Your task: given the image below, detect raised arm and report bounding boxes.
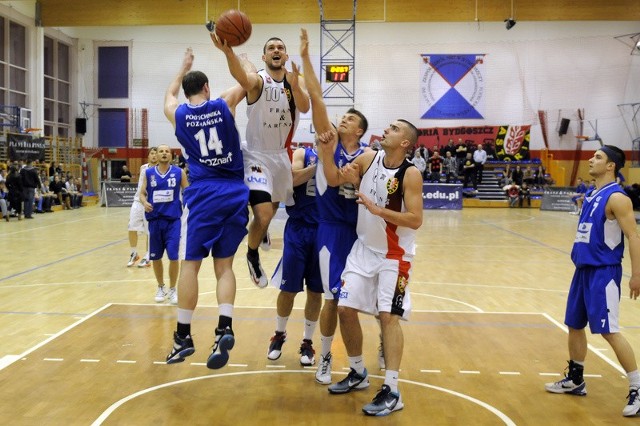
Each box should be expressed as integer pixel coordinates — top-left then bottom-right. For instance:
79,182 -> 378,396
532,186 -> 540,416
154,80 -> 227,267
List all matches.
211,34 -> 262,101
288,62 -> 310,114
164,48 -> 194,129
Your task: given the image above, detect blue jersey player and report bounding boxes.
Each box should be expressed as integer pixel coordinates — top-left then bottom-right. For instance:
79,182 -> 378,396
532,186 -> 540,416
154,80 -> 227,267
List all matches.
163,48 -> 249,370
267,146 -> 322,366
545,145 -> 640,417
139,144 -> 188,305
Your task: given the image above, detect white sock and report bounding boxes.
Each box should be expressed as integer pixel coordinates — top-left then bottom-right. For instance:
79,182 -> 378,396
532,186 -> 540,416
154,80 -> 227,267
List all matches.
275,315 -> 288,333
218,303 -> 233,318
177,308 -> 193,324
303,319 -> 317,341
130,249 -> 137,256
320,334 -> 333,357
628,370 -> 640,389
348,355 -> 365,376
385,370 -> 399,393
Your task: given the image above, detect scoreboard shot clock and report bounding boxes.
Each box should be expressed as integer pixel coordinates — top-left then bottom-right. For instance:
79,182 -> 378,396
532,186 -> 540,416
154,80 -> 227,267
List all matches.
325,65 -> 350,82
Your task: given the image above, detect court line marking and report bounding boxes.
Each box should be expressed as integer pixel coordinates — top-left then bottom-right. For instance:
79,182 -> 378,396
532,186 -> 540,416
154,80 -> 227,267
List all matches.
90,370 -> 516,426
0,303 -> 113,371
410,292 -> 483,312
541,313 -> 625,374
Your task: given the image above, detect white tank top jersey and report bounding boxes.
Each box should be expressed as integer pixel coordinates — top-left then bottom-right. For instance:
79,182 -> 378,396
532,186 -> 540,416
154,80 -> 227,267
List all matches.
245,69 -> 299,153
357,150 -> 417,259
134,163 -> 150,200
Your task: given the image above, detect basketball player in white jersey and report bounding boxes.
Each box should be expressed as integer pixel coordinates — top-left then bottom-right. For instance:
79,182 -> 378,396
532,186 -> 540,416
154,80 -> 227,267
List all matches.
127,147 -> 158,267
212,34 -> 310,288
316,118 -> 423,416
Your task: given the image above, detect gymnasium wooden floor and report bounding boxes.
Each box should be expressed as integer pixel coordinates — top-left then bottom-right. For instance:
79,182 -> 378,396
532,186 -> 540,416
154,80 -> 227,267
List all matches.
1,206 -> 639,425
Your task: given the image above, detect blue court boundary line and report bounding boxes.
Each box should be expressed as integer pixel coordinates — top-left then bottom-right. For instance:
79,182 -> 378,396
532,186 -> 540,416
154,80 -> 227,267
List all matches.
0,239 -> 126,283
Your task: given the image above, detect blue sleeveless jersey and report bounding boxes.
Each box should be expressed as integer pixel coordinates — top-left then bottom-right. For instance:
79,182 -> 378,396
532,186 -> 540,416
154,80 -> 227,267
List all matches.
144,164 -> 183,221
174,98 -> 244,182
316,142 -> 365,225
571,181 -> 625,268
286,147 -> 318,225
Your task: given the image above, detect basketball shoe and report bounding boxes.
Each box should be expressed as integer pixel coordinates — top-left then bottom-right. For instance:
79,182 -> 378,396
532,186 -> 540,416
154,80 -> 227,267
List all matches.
127,252 -> 139,267
247,251 -> 268,288
166,332 -> 195,364
315,353 -> 332,385
207,326 -> 235,369
154,286 -> 166,303
328,368 -> 369,394
362,385 -> 404,416
260,231 -> 271,251
299,339 -> 315,366
623,388 -> 640,417
167,287 -> 178,305
267,331 -> 286,360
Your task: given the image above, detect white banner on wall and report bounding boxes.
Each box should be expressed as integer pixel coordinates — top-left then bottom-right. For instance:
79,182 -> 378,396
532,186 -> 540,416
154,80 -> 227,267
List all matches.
420,54 -> 486,120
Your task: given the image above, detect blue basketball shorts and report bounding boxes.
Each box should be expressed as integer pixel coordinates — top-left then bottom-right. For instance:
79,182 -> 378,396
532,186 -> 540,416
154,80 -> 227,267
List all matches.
148,217 -> 181,261
271,219 -> 322,293
317,222 -> 358,300
179,180 -> 249,260
565,265 -> 622,334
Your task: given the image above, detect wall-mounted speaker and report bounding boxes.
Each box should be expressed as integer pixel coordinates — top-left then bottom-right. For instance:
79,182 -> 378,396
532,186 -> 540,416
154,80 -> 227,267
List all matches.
559,118 -> 570,136
75,117 -> 87,134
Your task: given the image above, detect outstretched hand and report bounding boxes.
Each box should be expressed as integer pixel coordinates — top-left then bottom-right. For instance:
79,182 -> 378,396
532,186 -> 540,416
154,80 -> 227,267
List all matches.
210,32 -> 233,55
287,62 -> 301,89
300,28 -> 309,57
182,48 -> 194,73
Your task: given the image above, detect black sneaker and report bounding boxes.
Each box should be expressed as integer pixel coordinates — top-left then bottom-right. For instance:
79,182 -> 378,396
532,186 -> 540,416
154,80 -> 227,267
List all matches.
328,368 -> 369,394
207,327 -> 235,369
166,332 -> 195,364
246,251 -> 268,288
362,385 -> 404,416
299,339 -> 315,366
267,331 -> 286,360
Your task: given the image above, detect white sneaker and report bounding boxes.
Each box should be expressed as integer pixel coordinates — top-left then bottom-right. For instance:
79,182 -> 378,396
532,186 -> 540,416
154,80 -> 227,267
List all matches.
155,286 -> 166,303
127,253 -> 139,267
545,376 -> 586,395
138,258 -> 151,268
167,287 -> 178,305
315,352 -> 332,385
623,387 -> 640,417
260,232 -> 271,251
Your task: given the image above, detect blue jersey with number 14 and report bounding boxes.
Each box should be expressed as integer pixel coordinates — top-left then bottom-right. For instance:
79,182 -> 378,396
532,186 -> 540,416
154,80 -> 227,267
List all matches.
174,98 -> 244,183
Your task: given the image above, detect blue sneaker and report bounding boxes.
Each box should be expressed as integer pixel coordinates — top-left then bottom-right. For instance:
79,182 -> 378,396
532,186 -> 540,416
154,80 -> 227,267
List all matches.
166,332 -> 195,364
207,327 -> 235,369
328,368 -> 369,394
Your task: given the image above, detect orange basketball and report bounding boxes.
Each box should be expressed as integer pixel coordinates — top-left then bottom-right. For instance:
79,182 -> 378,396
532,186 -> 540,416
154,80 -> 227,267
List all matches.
215,10 -> 252,47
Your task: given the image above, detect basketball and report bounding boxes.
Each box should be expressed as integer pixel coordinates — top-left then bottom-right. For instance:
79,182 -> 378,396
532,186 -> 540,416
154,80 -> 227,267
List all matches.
215,9 -> 252,47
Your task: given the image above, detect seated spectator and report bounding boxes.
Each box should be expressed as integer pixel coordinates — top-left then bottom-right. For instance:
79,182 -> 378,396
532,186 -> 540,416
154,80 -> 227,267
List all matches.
519,182 -> 531,208
65,176 -> 81,209
523,165 -> 535,185
504,182 -> 520,207
443,151 -> 458,183
50,174 -> 71,209
570,177 -> 588,215
533,165 -> 547,188
74,177 -> 84,208
411,149 -> 427,181
35,181 -> 56,213
625,183 -> 640,210
511,164 -> 524,186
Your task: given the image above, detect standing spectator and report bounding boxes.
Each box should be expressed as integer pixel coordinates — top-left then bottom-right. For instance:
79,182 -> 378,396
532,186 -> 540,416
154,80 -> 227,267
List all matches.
441,138 -> 456,158
120,165 -> 132,182
48,162 -> 56,182
511,164 -> 524,186
213,32 -> 310,289
427,150 -> 443,182
545,146 -> 640,417
20,159 -> 40,219
0,170 -> 8,221
139,144 -> 188,305
473,144 -> 487,185
410,150 -> 426,181
462,152 -> 476,190
443,151 -> 458,183
6,166 -> 24,220
455,138 -> 467,174
163,48 -> 249,369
